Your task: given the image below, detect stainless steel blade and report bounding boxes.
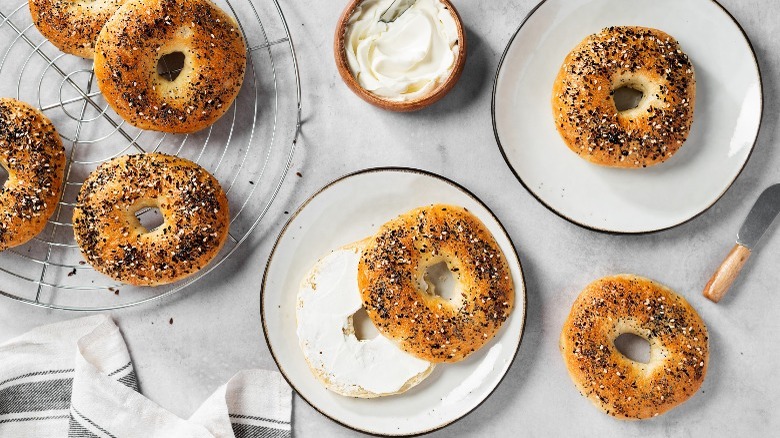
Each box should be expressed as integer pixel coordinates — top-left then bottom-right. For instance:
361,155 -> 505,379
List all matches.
737,183 -> 780,249
379,0 -> 416,23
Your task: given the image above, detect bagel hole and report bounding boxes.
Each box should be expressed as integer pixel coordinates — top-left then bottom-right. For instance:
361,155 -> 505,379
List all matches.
352,308 -> 379,341
613,86 -> 644,112
157,52 -> 186,81
136,207 -> 164,232
615,333 -> 651,363
0,165 -> 8,187
422,261 -> 460,304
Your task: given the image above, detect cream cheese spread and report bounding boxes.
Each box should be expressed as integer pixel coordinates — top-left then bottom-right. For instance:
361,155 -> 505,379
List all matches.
296,245 -> 433,396
345,0 -> 459,101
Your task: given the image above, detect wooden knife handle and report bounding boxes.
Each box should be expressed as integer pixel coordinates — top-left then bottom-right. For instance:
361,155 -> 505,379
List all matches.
703,244 -> 752,303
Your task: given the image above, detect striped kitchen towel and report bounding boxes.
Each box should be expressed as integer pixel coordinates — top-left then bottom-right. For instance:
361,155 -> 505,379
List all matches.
0,315 -> 292,438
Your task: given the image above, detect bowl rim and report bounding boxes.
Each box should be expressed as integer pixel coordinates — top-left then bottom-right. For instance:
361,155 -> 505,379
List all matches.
333,0 -> 468,112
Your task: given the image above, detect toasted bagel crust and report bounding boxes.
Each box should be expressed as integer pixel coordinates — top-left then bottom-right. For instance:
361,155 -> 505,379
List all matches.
560,275 -> 709,419
73,153 -> 229,286
553,27 -> 695,168
358,205 -> 514,363
29,0 -> 126,58
0,98 -> 66,251
94,0 -> 246,133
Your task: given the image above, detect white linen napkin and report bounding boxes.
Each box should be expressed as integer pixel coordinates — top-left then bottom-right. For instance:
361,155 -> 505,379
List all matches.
0,315 -> 292,438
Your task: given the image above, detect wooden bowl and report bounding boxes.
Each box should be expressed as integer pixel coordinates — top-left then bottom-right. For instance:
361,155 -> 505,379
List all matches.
333,0 -> 467,112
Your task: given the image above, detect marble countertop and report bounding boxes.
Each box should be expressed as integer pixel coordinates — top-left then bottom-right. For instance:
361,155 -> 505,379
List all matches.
1,0 -> 779,436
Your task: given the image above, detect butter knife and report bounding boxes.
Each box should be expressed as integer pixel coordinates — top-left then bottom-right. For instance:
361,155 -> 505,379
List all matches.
703,183 -> 780,303
379,0 -> 416,23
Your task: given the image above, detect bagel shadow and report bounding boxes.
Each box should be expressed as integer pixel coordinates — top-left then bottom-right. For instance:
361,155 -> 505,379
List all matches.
428,247 -> 543,437
591,61 -> 732,216
620,321 -> 724,435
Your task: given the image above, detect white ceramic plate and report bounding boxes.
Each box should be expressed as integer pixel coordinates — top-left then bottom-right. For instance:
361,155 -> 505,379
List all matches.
261,168 -> 527,436
493,0 -> 763,233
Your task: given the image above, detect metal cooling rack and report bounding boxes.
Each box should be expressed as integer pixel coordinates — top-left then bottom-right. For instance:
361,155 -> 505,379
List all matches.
0,0 -> 301,310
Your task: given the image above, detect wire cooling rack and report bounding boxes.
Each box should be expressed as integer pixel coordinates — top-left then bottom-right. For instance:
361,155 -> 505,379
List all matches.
0,0 -> 301,310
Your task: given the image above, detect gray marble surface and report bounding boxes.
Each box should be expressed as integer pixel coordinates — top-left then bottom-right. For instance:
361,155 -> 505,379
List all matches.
1,0 -> 779,436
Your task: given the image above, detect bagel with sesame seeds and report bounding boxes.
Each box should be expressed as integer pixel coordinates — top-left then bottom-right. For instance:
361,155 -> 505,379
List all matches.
560,275 -> 709,419
94,0 -> 247,133
72,153 -> 229,286
28,0 -> 127,59
358,205 -> 514,363
552,27 -> 695,168
0,98 -> 66,251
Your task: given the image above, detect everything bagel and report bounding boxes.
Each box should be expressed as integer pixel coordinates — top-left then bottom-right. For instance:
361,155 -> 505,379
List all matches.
0,98 -> 66,251
94,0 -> 247,133
29,0 -> 126,58
358,205 -> 514,363
560,275 -> 709,419
72,153 -> 229,286
553,27 -> 695,168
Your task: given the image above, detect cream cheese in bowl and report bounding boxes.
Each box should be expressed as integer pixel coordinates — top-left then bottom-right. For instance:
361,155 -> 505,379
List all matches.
345,0 -> 459,101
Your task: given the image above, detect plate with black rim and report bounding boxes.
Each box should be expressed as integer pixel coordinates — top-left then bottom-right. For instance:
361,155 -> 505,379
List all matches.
493,0 -> 762,234
261,167 -> 526,436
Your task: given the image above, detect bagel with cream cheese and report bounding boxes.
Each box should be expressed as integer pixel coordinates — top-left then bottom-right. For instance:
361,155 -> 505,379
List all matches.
297,240 -> 435,398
